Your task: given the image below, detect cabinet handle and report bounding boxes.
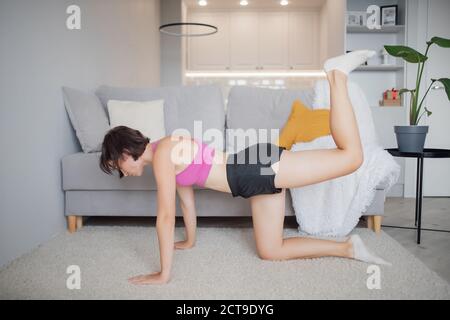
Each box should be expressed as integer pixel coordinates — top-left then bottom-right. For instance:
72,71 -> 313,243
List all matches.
255,66 -> 259,70
225,66 -> 230,70
260,66 -> 264,70
290,66 -> 294,70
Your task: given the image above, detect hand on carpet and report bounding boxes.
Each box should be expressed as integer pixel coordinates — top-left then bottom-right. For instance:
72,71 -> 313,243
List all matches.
128,272 -> 170,285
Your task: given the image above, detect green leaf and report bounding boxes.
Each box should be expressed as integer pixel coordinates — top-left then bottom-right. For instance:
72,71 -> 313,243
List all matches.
424,107 -> 432,117
430,37 -> 450,48
384,45 -> 428,63
436,78 -> 450,101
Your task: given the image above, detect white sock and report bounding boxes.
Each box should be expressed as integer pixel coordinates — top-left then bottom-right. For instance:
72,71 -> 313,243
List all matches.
349,234 -> 391,266
324,50 -> 376,75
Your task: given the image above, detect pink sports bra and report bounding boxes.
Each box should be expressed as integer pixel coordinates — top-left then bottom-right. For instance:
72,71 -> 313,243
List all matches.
150,137 -> 215,187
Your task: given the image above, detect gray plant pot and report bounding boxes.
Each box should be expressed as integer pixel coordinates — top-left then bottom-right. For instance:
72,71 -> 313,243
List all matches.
394,125 -> 429,153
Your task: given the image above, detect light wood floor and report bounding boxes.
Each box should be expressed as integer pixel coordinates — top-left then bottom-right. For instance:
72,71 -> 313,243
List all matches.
381,197 -> 450,284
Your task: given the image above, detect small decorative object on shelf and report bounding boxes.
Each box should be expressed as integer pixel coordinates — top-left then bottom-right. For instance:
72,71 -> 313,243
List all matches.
346,11 -> 366,27
380,5 -> 398,26
381,47 -> 390,65
380,88 -> 402,107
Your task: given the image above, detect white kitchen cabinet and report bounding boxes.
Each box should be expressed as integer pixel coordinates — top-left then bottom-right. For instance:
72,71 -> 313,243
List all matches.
188,12 -> 230,70
229,12 -> 259,70
288,11 -> 320,69
187,10 -> 321,70
257,12 -> 289,70
230,12 -> 288,70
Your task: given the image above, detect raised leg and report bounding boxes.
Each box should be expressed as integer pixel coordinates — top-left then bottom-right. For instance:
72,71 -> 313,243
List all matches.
249,189 -> 351,261
67,215 -> 77,233
273,70 -> 364,189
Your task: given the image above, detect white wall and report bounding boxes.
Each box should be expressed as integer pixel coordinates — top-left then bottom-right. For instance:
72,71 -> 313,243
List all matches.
160,0 -> 184,86
182,1 -> 188,84
0,0 -> 160,268
404,0 -> 450,197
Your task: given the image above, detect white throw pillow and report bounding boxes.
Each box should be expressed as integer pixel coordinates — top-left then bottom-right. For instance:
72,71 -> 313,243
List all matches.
107,99 -> 166,141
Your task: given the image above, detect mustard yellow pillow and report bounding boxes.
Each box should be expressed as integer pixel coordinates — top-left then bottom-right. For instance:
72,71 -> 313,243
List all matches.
277,100 -> 330,150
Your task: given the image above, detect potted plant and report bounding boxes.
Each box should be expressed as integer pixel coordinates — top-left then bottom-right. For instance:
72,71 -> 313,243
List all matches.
385,37 -> 450,152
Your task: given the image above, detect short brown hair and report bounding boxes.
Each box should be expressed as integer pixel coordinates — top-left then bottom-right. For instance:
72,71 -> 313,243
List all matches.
99,126 -> 150,178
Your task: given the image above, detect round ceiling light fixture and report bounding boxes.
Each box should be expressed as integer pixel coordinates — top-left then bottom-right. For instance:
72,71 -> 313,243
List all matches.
159,22 -> 218,37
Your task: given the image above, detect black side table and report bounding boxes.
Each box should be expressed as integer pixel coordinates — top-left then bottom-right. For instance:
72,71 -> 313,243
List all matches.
385,148 -> 450,244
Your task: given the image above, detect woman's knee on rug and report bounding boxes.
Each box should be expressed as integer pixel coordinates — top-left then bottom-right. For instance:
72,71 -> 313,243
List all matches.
256,243 -> 284,261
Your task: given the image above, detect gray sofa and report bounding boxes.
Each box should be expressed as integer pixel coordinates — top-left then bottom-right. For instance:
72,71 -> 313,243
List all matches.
62,84 -> 385,233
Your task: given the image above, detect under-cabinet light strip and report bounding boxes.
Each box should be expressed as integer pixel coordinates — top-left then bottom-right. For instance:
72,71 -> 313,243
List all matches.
185,71 -> 326,78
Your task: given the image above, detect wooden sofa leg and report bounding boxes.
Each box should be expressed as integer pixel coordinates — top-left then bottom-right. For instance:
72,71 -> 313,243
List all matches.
373,215 -> 382,234
68,215 -> 77,233
366,216 -> 374,231
76,216 -> 83,230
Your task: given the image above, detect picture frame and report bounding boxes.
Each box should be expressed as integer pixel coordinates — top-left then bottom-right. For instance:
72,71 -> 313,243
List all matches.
346,11 -> 366,26
380,5 -> 398,26
359,12 -> 367,26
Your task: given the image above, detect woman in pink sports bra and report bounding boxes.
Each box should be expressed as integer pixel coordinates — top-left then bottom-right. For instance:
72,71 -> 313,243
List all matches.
150,137 -> 217,188
99,51 -> 390,285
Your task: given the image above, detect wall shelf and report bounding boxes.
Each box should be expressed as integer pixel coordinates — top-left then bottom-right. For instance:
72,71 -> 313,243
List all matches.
345,0 -> 407,196
346,25 -> 405,34
355,65 -> 404,71
371,105 -> 404,109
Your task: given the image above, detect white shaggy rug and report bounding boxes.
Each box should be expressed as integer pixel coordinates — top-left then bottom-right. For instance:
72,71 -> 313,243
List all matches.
0,226 -> 449,299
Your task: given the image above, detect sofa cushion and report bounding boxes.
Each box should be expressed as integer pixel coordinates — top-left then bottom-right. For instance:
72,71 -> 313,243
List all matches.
107,99 -> 166,141
96,84 -> 226,151
277,100 -> 330,149
226,86 -> 315,153
62,87 -> 110,153
62,152 -> 157,190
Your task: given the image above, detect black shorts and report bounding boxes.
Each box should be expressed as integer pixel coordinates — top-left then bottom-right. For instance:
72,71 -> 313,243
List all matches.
226,143 -> 286,199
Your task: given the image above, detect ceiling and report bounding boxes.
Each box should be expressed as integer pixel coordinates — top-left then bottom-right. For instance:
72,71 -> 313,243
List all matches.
183,0 -> 327,9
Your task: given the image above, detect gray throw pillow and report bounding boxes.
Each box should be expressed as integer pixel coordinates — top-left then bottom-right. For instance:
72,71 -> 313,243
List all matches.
62,86 -> 110,153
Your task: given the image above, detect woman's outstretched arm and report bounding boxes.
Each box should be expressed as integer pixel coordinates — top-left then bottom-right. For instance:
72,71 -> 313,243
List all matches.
129,138 -> 177,285
176,185 -> 197,249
